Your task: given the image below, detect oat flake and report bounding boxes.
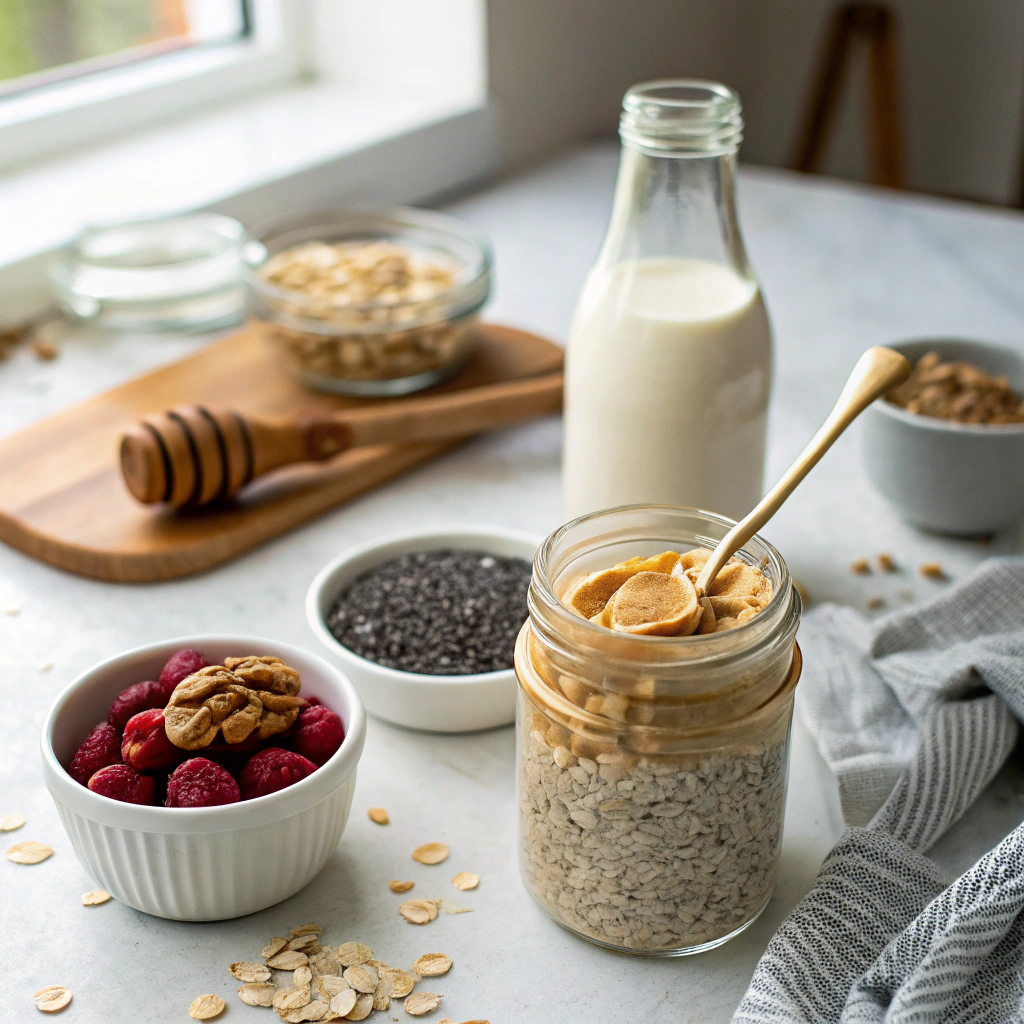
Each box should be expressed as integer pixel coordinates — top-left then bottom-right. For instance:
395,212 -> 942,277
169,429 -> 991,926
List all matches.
412,953 -> 452,977
1,813 -> 25,831
368,807 -> 389,825
81,889 -> 111,906
229,961 -> 271,983
6,840 -> 52,864
405,991 -> 442,1016
267,950 -> 309,970
293,965 -> 313,987
287,932 -> 319,951
262,936 -> 288,959
329,989 -> 358,1017
291,922 -> 324,937
237,983 -> 277,1007
412,842 -> 449,865
188,993 -> 225,1020
346,992 -> 374,1019
399,899 -> 438,924
451,872 -> 479,891
337,942 -> 374,967
33,986 -> 72,1013
389,879 -> 414,892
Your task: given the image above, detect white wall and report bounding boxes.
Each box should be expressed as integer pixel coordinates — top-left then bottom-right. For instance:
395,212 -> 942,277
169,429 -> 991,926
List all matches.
486,0 -> 1024,204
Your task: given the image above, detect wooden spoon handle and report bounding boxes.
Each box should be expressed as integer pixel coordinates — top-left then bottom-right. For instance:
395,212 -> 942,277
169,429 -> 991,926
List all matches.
694,346 -> 911,596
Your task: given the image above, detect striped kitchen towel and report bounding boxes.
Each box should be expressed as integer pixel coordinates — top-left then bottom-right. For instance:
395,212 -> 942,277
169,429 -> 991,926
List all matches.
734,557 -> 1024,1024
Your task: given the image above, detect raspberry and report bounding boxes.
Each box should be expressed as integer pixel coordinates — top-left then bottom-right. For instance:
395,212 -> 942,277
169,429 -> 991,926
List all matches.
240,748 -> 317,800
108,680 -> 166,732
290,704 -> 345,766
68,722 -> 121,785
121,709 -> 180,772
87,763 -> 156,804
158,648 -> 208,699
166,758 -> 240,808
305,696 -> 322,706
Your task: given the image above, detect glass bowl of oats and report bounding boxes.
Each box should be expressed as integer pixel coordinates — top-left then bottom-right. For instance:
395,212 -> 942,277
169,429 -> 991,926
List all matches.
244,207 -> 492,395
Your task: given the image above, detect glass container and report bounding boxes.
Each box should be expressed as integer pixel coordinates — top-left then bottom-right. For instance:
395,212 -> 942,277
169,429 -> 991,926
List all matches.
515,505 -> 801,955
243,207 -> 492,396
50,214 -> 246,332
563,81 -> 773,521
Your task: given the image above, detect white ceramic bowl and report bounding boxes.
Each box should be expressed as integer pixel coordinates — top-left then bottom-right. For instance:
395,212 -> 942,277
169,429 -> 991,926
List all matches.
863,339 -> 1024,535
41,635 -> 366,922
306,527 -> 541,732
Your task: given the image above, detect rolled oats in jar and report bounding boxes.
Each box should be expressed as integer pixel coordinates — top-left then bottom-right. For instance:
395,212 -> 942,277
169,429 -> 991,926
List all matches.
515,505 -> 801,955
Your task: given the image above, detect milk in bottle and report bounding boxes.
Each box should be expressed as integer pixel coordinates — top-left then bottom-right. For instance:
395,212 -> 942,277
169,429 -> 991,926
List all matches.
563,81 -> 772,521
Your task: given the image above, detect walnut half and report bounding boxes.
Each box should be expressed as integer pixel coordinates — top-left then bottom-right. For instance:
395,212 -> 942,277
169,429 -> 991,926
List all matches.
164,663 -> 305,751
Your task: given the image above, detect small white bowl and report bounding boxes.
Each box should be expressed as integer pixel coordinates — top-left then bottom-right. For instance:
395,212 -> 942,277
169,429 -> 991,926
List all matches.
306,527 -> 540,732
41,635 -> 366,922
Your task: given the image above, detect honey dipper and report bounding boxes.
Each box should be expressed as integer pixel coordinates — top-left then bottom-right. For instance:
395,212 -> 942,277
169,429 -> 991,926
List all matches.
120,372 -> 563,508
694,346 -> 911,598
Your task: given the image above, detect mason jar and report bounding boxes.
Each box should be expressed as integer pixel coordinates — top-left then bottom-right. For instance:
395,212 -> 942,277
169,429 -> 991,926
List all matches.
515,505 -> 801,955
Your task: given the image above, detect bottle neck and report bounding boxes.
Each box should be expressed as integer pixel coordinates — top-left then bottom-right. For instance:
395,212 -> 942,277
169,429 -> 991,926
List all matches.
597,142 -> 752,276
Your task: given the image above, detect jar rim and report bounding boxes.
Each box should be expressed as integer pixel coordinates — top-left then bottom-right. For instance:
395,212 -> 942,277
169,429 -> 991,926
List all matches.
531,503 -> 794,662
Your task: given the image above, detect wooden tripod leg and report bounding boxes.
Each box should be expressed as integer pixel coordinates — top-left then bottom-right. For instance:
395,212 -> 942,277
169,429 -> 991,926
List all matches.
866,7 -> 905,188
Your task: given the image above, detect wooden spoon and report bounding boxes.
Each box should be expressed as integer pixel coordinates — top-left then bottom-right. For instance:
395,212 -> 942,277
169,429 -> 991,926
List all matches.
693,346 -> 911,598
121,371 -> 563,508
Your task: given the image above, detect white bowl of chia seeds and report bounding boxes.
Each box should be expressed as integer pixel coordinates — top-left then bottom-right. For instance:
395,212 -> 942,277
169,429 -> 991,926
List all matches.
306,526 -> 541,732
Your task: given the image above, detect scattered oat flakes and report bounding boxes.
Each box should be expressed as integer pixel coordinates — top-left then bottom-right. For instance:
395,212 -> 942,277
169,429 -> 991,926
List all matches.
230,961 -> 272,983
371,963 -> 415,999
412,953 -> 452,977
287,931 -> 319,951
920,562 -> 946,580
451,872 -> 479,891
189,993 -> 225,1020
877,553 -> 897,572
39,660 -> 53,672
344,964 -> 378,993
866,597 -> 886,610
262,936 -> 288,959
237,983 -> 277,1007
33,986 -> 72,1013
368,807 -> 390,825
412,842 -> 449,865
266,949 -> 309,970
330,988 -> 358,1017
399,899 -> 439,924
337,942 -> 374,967
389,880 -> 414,892
1,813 -> 25,831
405,991 -> 443,1016
6,840 -> 53,864
81,889 -> 111,906
294,965 -> 313,987
850,558 -> 870,575
373,973 -> 395,1011
314,976 -> 350,1000
291,922 -> 324,937
347,992 -> 374,1020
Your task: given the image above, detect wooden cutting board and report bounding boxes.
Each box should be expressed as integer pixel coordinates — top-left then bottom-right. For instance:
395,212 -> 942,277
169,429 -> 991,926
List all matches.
0,322 -> 563,583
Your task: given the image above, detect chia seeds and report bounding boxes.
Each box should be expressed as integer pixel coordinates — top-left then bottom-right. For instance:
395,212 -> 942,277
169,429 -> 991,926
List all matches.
326,549 -> 533,675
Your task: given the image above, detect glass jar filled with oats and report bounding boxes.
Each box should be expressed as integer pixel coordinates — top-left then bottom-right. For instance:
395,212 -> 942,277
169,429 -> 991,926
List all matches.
245,207 -> 492,396
515,505 -> 801,955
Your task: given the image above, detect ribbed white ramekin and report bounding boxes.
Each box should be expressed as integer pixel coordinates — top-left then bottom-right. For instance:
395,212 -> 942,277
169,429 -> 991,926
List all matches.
41,635 -> 365,921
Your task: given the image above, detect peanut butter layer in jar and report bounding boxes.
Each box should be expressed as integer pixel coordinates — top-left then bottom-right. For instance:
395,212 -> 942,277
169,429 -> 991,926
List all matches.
514,506 -> 801,955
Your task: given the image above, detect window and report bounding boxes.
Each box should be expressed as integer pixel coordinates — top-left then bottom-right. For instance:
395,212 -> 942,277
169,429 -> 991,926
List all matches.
0,1 -> 249,99
0,0 -> 302,172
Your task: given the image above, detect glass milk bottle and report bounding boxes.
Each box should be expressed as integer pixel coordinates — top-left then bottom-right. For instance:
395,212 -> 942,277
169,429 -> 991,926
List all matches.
563,81 -> 772,521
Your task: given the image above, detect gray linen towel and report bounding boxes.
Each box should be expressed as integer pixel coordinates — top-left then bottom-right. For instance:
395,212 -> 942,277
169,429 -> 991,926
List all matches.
734,558 -> 1024,1024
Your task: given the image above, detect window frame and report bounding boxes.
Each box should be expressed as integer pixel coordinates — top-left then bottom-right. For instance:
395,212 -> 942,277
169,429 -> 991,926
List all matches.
0,0 -> 304,174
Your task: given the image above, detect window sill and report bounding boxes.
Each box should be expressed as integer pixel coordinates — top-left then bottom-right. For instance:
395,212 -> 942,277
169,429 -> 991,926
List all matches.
0,81 -> 495,320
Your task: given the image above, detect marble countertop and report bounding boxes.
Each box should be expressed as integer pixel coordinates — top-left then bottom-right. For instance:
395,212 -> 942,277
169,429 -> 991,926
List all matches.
2,144 -> 1023,1024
